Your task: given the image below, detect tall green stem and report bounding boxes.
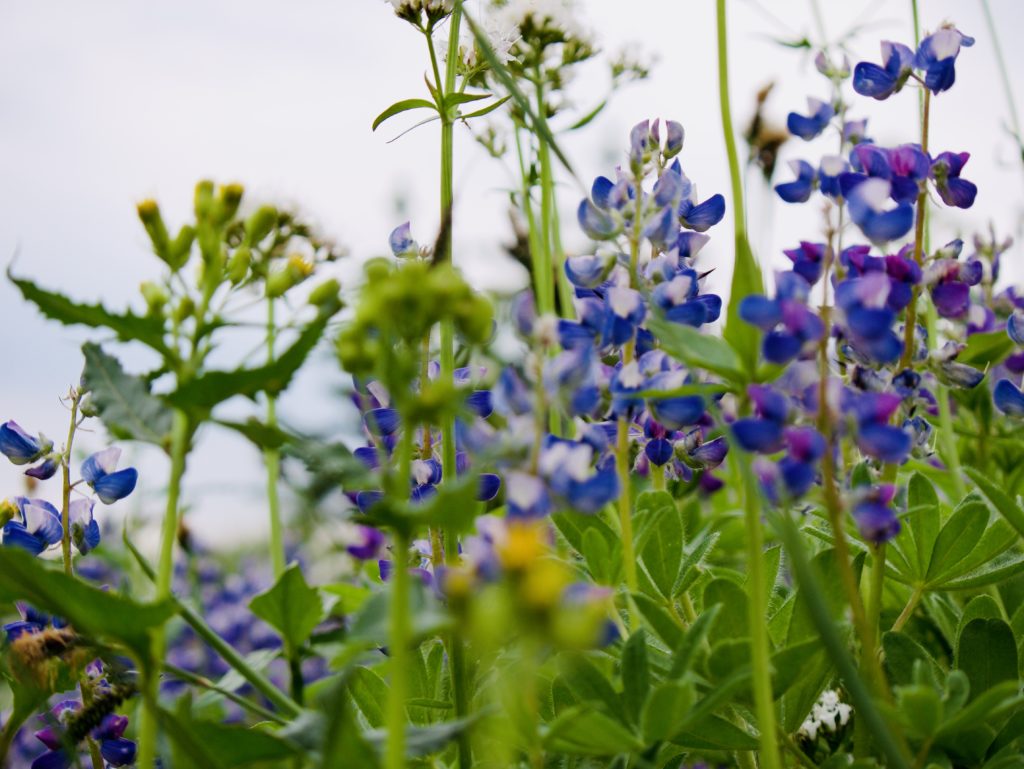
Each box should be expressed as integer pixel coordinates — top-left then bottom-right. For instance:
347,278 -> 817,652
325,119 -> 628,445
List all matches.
138,407 -> 191,769
265,298 -> 286,578
717,2 -> 780,765
60,389 -> 81,576
736,452 -> 782,769
898,89 -> 930,370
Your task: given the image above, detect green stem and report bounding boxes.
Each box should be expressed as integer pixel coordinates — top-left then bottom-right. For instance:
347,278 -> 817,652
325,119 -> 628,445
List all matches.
736,452 -> 782,769
898,88 -> 930,370
616,417 -> 639,629
891,586 -> 923,633
386,527 -> 412,769
0,706 -> 30,766
138,408 -> 191,769
60,389 -> 81,576
534,78 -> 555,318
716,0 -> 746,241
265,298 -> 286,578
650,463 -> 666,491
163,663 -> 285,723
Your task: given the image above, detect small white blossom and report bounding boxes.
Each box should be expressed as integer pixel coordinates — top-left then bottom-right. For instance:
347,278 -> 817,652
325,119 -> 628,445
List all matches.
798,689 -> 853,741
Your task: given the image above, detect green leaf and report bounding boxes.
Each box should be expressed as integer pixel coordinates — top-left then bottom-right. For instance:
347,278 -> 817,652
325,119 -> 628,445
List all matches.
936,680 -> 1023,738
167,301 -> 340,415
444,91 -> 491,109
722,233 -> 764,377
959,329 -> 1015,368
926,501 -> 988,583
965,467 -> 1024,542
81,343 -> 172,447
215,417 -> 291,450
250,563 -> 325,649
703,578 -> 748,641
458,95 -> 512,120
156,707 -> 300,768
896,684 -> 942,739
641,495 -> 684,598
544,707 -> 644,755
560,653 -> 621,717
956,618 -> 1018,700
647,314 -> 745,382
372,98 -> 437,131
0,547 -> 174,664
620,630 -> 650,726
883,632 -> 944,688
641,680 -> 695,742
675,531 -> 718,598
669,604 -> 720,679
670,714 -> 759,750
907,472 -> 940,577
566,99 -> 607,131
365,717 -> 479,758
787,548 -> 863,644
632,592 -> 684,648
939,551 -> 1024,590
348,666 -> 389,729
10,272 -> 171,356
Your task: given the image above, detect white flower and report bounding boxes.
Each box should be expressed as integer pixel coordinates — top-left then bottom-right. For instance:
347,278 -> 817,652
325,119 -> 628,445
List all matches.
797,689 -> 852,741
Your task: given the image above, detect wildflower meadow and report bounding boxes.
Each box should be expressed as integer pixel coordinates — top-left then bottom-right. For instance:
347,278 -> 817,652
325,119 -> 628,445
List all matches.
3,1 -> 1024,767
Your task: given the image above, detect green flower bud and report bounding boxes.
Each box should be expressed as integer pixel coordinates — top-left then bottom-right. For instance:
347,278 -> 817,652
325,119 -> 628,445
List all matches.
136,199 -> 171,262
194,180 -> 215,221
227,246 -> 252,284
245,205 -> 278,246
0,498 -> 18,528
456,294 -> 494,345
215,183 -> 244,224
266,254 -> 314,298
139,280 -> 169,313
168,225 -> 195,270
173,296 -> 195,324
308,278 -> 341,307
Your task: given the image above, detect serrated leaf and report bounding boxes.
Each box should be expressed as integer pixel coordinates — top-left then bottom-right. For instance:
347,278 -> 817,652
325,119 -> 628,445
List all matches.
80,343 -> 172,447
167,301 -> 340,415
10,272 -> 171,356
372,98 -> 437,131
157,707 -> 300,768
0,547 -> 174,665
647,314 -> 745,382
250,563 -> 324,650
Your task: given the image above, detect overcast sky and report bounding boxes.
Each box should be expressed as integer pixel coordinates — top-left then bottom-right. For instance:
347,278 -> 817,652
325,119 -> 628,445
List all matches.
1,0 -> 1022,548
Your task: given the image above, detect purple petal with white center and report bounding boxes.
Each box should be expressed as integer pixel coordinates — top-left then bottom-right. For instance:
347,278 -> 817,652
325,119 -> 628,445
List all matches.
81,447 -> 121,483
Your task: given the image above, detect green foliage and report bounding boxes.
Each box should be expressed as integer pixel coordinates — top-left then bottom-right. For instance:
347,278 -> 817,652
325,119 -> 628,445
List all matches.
81,343 -> 173,448
250,563 -> 326,650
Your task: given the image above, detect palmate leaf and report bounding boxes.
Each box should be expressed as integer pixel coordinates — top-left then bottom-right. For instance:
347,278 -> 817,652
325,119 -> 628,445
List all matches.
249,563 -> 325,650
0,547 -> 174,665
166,299 -> 341,415
81,342 -> 173,448
965,467 -> 1024,542
10,272 -> 172,357
959,329 -> 1015,368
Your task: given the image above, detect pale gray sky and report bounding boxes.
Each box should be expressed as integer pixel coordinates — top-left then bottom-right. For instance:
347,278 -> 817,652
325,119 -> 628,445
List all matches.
1,0 -> 1022,547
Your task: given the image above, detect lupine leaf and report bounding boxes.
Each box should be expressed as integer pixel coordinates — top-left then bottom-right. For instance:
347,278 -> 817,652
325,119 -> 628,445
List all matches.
647,314 -> 745,382
544,707 -> 644,755
670,714 -> 759,750
348,666 -> 389,729
925,501 -> 988,583
10,273 -> 171,356
965,467 -> 1024,542
907,472 -> 940,577
959,329 -> 1015,367
249,563 -> 325,650
81,342 -> 173,448
939,551 -> 1024,590
956,618 -> 1018,701
372,98 -> 437,131
620,630 -> 650,727
722,233 -> 764,377
0,547 -> 174,665
641,680 -> 695,742
641,495 -> 684,598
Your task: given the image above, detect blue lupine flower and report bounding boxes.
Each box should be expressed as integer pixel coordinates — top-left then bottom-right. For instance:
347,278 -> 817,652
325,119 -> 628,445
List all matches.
603,286 -> 646,346
564,252 -> 616,289
784,242 -> 826,285
81,448 -> 138,504
775,160 -> 816,203
844,391 -> 911,463
1008,311 -> 1024,345
664,119 -> 684,157
787,97 -> 834,140
609,361 -> 647,420
852,485 -> 900,543
731,385 -> 790,453
924,253 -> 983,318
915,26 -> 974,94
646,370 -> 706,430
843,118 -> 870,145
389,221 -> 419,258
674,162 -> 726,232
3,604 -> 65,642
681,432 -> 729,469
853,40 -> 915,100
2,498 -> 62,555
652,271 -> 722,327
777,426 -> 826,497
930,151 -> 977,208
540,439 -> 619,514
740,272 -> 824,365
0,421 -> 51,466
505,472 -> 552,518
344,525 -> 385,560
844,144 -> 930,204
25,458 -> 58,481
846,178 -> 914,244
930,341 -> 985,389
841,245 -> 922,313
69,499 -> 100,555
819,155 -> 849,198
994,379 -> 1024,417
578,198 -> 620,240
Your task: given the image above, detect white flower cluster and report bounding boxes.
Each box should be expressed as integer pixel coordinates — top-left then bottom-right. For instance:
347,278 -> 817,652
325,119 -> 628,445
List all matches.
492,0 -> 590,45
798,689 -> 852,741
387,0 -> 454,14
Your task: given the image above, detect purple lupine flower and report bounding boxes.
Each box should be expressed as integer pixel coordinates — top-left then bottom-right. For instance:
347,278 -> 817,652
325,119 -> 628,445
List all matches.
994,379 -> 1024,417
344,525 -> 385,560
915,26 -> 974,94
775,159 -> 817,203
777,426 -> 826,497
740,271 -> 825,365
540,438 -> 619,514
924,250 -> 983,319
652,270 -> 721,328
852,485 -> 900,542
844,390 -> 911,463
784,242 -> 826,285
835,272 -> 903,365
69,498 -> 100,555
81,448 -> 138,504
853,41 -> 915,100
787,97 -> 834,140
847,179 -> 914,243
673,161 -> 726,232
930,151 -> 977,209
731,385 -> 790,453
